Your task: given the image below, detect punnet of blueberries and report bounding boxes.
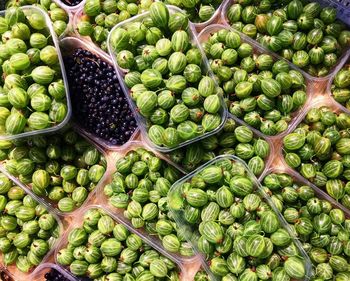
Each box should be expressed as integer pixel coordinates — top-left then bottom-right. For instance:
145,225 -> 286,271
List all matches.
64,49 -> 137,146
44,268 -> 91,281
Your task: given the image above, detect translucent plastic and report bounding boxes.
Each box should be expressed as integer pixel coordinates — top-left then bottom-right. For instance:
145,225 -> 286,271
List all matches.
168,155 -> 313,281
198,24 -> 312,140
54,204 -> 202,281
191,0 -> 225,31
59,37 -> 140,151
52,0 -> 74,39
220,0 -> 350,81
326,50 -> 350,115
161,113 -> 275,181
98,140 -> 203,263
261,166 -> 350,219
0,127 -> 112,216
107,6 -> 228,153
0,176 -> 64,281
0,6 -> 72,141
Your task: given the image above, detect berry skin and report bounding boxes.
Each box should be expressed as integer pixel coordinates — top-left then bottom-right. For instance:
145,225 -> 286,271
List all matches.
61,0 -> 83,6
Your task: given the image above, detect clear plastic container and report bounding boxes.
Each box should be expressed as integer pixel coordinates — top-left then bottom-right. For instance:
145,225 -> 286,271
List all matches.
54,0 -> 86,13
54,205 -> 202,281
59,37 -> 140,151
0,6 -> 72,141
220,0 -> 350,81
51,0 -> 74,39
0,174 -> 64,281
260,166 -> 350,219
161,113 -> 275,181
0,127 -> 112,216
278,97 -> 350,212
190,0 -> 225,32
72,6 -> 113,59
107,6 -> 228,153
197,24 -> 312,140
326,50 -> 350,115
99,140 -> 203,263
168,155 -> 313,281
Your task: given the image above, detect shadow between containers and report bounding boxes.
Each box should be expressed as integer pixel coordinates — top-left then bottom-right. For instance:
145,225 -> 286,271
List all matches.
0,175 -> 64,281
98,140 -> 205,266
168,155 -> 313,281
59,36 -> 140,151
219,0 -> 350,84
0,6 -> 72,142
197,24 -> 314,141
54,204 -> 201,281
276,96 -> 350,213
107,5 -> 228,153
0,125 -> 114,217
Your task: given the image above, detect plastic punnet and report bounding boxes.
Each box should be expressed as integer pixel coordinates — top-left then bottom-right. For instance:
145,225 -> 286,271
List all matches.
107,6 -> 228,153
0,6 -> 72,141
220,0 -> 350,81
279,97 -> 350,212
0,126 -> 111,216
168,155 -> 313,281
31,263 -> 77,281
59,37 -> 139,151
327,49 -> 350,115
162,113 -> 275,180
0,174 -> 63,280
54,205 -> 200,281
99,140 -> 205,263
198,24 -> 311,140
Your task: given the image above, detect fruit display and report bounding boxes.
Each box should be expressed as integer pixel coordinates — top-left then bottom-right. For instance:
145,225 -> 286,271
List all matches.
168,115 -> 271,176
0,129 -> 107,213
224,0 -> 350,77
75,0 -> 154,51
0,173 -> 60,273
103,146 -> 197,257
110,3 -> 226,150
201,27 -> 307,136
0,7 -> 69,137
169,156 -> 309,280
282,106 -> 350,207
64,48 -> 137,147
164,0 -> 222,24
262,171 -> 350,280
57,207 -> 181,280
5,0 -> 70,37
1,0 -> 350,280
331,62 -> 350,110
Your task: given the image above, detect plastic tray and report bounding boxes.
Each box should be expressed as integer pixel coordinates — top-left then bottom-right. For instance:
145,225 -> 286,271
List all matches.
0,126 -> 112,216
220,0 -> 350,82
99,140 -> 205,263
277,96 -> 350,211
260,166 -> 350,219
0,6 -> 72,141
197,24 -> 312,140
54,0 -> 85,13
59,37 -> 140,151
0,174 -> 64,281
51,0 -> 74,39
54,205 -> 202,281
107,6 -> 228,153
72,5 -> 113,59
168,155 -> 313,281
161,113 -> 275,181
326,50 -> 350,115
